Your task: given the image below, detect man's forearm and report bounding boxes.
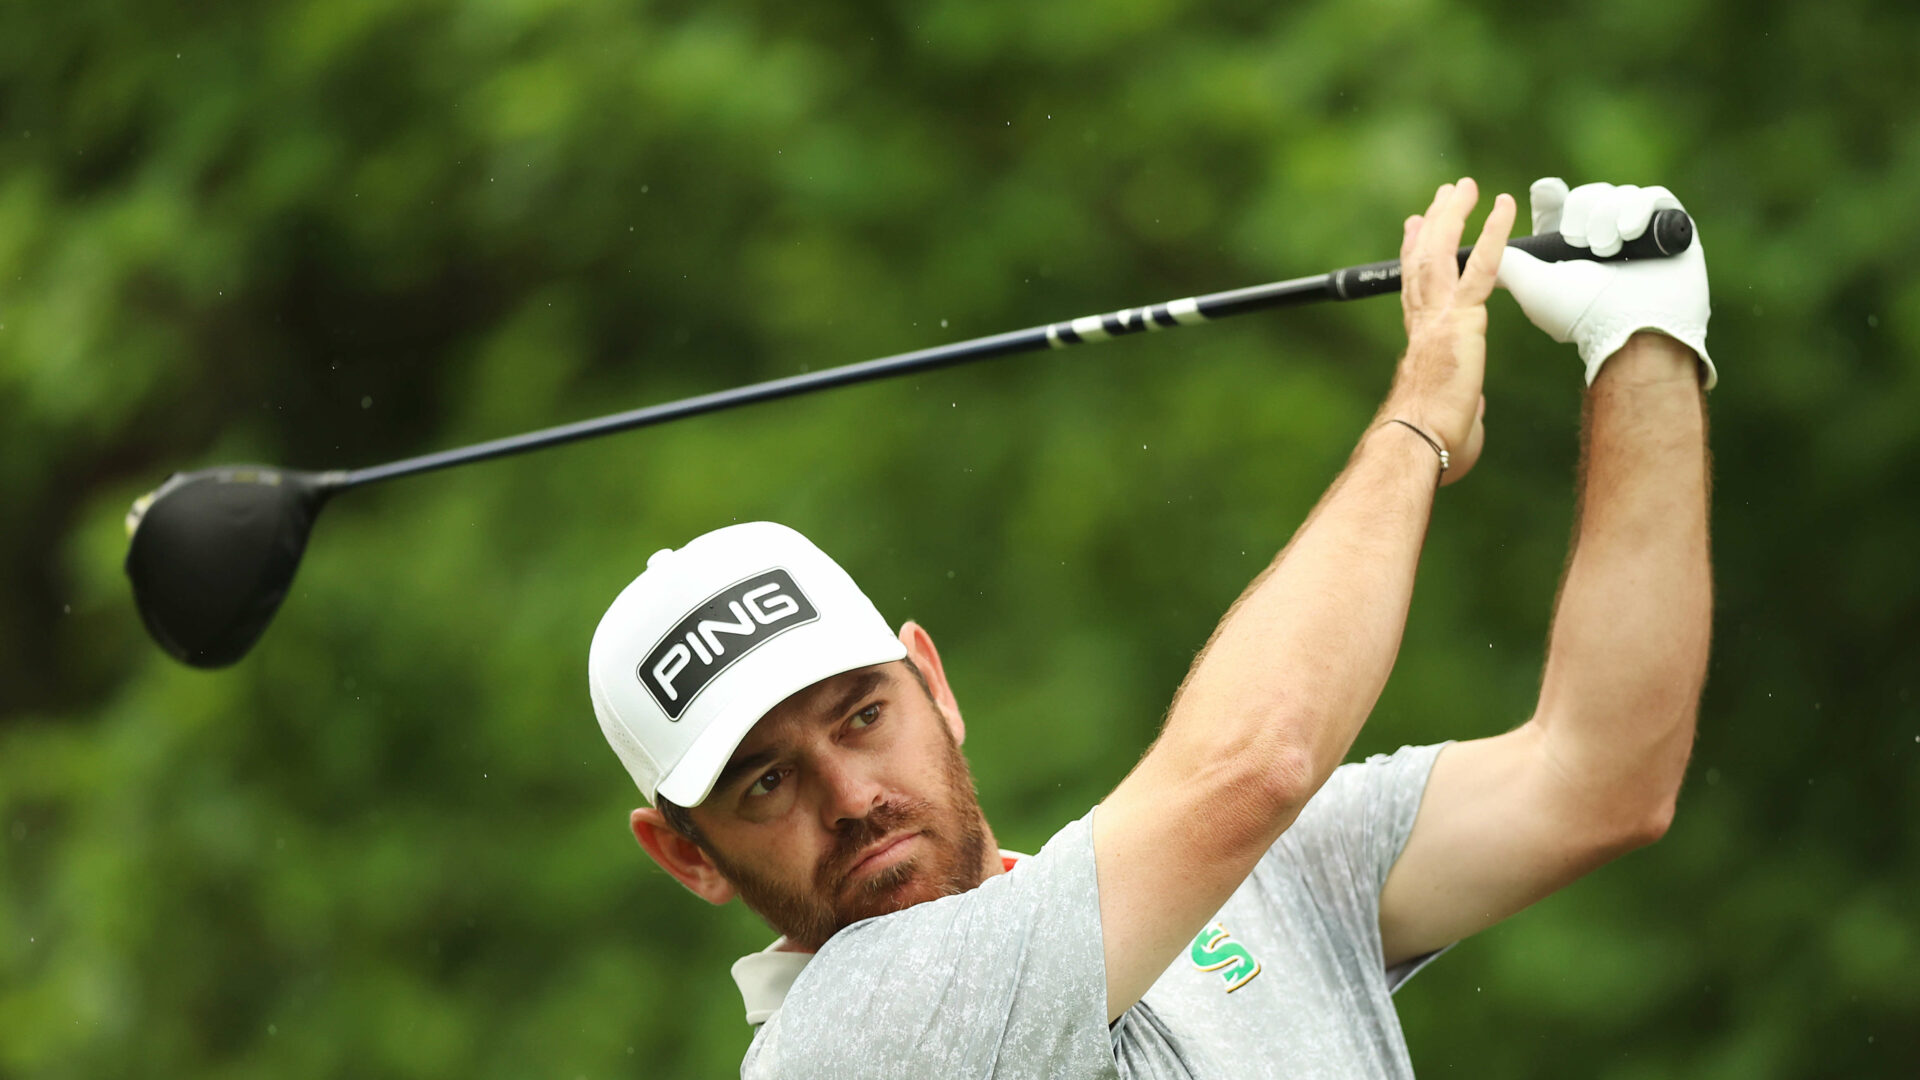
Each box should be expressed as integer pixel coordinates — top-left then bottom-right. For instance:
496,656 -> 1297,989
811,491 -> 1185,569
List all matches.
1535,332 -> 1712,823
1160,422 -> 1441,799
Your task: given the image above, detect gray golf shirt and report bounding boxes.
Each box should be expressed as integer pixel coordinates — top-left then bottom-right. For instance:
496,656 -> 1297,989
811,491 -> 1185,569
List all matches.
735,741 -> 1449,1079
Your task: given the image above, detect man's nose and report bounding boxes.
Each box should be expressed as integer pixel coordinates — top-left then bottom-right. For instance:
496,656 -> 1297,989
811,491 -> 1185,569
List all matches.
813,752 -> 885,827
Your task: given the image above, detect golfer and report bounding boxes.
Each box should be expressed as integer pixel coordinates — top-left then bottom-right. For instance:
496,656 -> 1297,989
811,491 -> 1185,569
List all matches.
587,176 -> 1714,1079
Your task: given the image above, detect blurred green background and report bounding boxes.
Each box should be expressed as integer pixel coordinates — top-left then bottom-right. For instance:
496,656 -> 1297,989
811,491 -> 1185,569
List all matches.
3,0 -> 1916,1076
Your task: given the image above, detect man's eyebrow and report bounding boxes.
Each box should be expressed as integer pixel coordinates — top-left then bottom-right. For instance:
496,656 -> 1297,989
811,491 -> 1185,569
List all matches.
715,747 -> 779,795
713,670 -> 891,794
818,669 -> 888,727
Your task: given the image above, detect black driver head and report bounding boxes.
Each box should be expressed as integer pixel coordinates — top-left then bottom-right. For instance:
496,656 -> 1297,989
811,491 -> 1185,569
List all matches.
124,466 -> 340,668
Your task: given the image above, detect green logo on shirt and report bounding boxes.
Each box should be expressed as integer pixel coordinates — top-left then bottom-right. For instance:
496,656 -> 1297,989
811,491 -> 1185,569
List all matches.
1189,920 -> 1261,993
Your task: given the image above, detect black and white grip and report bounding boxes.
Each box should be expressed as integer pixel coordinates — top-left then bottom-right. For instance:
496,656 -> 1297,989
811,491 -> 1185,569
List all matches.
1327,207 -> 1695,301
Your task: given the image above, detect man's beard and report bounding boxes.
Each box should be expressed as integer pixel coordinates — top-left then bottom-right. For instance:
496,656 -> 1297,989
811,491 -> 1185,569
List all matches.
705,723 -> 989,950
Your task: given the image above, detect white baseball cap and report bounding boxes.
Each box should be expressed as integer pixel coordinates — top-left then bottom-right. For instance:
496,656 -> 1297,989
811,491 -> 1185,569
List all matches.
588,521 -> 906,807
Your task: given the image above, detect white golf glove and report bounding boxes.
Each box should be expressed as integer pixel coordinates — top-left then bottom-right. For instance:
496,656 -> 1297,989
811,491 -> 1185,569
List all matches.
1496,178 -> 1716,389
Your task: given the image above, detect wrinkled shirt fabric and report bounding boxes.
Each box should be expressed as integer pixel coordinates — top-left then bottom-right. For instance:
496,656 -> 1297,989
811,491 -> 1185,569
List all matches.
739,742 -> 1449,1080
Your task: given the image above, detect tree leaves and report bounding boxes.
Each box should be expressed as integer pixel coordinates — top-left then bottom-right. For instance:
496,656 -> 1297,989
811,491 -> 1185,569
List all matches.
3,0 -> 1917,1075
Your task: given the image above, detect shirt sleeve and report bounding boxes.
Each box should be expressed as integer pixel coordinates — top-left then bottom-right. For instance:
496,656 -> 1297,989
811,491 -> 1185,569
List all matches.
741,811 -> 1118,1080
1251,742 -> 1451,988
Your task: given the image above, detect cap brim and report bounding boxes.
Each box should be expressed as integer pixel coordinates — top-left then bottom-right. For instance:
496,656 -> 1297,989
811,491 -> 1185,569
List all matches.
653,630 -> 907,808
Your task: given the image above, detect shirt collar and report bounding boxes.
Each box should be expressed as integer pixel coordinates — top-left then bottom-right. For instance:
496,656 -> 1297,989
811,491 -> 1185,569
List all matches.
730,937 -> 811,1026
730,850 -> 1025,1026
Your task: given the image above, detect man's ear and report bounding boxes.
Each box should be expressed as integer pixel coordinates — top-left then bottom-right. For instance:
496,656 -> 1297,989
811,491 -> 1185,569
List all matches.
899,620 -> 965,745
631,807 -> 736,905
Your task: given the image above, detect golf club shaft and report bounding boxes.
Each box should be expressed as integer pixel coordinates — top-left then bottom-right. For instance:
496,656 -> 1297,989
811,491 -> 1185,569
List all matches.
340,210 -> 1693,489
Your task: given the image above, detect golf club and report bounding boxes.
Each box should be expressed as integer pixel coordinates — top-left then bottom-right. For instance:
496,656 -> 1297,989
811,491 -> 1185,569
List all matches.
124,210 -> 1694,668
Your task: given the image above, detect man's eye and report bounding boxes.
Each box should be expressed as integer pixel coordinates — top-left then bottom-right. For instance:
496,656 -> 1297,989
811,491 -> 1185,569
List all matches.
747,769 -> 785,798
849,704 -> 881,730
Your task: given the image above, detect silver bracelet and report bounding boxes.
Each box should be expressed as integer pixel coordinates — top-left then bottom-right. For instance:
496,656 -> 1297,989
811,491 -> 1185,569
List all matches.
1383,418 -> 1449,475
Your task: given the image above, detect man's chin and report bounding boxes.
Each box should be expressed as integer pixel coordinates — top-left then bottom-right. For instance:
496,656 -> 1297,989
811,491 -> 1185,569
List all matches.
836,862 -> 949,926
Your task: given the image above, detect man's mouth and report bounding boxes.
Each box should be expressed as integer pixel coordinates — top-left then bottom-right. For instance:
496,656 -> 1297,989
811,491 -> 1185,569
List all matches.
843,832 -> 920,884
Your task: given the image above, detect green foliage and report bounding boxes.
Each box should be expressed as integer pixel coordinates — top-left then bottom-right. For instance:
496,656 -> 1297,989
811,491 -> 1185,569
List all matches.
4,0 -> 1918,1075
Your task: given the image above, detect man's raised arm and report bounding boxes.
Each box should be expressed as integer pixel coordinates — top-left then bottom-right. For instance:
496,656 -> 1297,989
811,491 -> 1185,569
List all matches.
1377,180 -> 1715,963
1092,180 -> 1517,1020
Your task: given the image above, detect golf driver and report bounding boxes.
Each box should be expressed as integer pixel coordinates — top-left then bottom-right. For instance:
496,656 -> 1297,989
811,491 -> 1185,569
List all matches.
125,210 -> 1694,668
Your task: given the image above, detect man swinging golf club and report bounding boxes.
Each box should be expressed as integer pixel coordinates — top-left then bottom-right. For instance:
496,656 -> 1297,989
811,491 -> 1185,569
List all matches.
587,176 -> 1714,1079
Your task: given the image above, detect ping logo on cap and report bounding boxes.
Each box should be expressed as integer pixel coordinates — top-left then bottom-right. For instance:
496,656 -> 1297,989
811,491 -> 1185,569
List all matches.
638,568 -> 819,719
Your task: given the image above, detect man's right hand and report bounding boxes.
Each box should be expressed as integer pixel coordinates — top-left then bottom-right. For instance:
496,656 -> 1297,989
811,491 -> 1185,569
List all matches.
1383,179 -> 1517,486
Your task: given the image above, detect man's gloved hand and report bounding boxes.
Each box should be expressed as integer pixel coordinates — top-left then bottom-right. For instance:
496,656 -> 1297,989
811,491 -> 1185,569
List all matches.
1495,178 -> 1716,389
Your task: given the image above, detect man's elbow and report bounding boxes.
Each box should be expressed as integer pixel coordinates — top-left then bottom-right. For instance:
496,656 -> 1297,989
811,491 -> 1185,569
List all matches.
1609,792 -> 1679,853
1258,740 -> 1322,816
1180,736 -> 1320,851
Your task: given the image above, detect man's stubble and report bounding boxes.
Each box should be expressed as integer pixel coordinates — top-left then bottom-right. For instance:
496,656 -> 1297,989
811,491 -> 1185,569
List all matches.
706,718 -> 990,951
